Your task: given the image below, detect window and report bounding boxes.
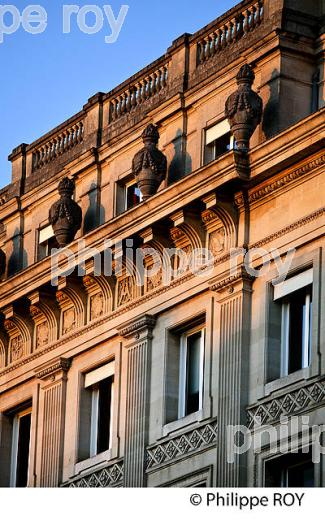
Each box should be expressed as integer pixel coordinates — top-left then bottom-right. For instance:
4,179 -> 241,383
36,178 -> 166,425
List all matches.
204,120 -> 234,165
166,321 -> 205,424
10,408 -> 32,487
275,269 -> 313,378
265,452 -> 315,487
267,269 -> 313,382
178,328 -> 205,419
78,361 -> 114,461
125,180 -> 143,211
38,224 -> 58,260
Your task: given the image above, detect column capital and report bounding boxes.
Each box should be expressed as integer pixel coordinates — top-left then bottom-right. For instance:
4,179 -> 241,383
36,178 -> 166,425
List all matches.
118,314 -> 156,341
36,357 -> 71,382
209,267 -> 254,298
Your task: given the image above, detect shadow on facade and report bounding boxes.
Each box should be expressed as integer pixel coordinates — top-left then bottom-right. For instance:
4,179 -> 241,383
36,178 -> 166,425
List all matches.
83,183 -> 105,234
8,228 -> 27,277
168,129 -> 192,185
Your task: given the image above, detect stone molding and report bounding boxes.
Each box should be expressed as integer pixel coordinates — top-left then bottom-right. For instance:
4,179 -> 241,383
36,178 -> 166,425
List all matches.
118,314 -> 156,340
250,206 -> 325,249
65,460 -> 124,488
247,378 -> 325,429
36,357 -> 71,380
235,154 -> 325,208
209,267 -> 254,293
146,420 -> 218,471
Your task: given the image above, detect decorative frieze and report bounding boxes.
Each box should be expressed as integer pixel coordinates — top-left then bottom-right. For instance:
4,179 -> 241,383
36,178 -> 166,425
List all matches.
146,420 -> 218,471
66,461 -> 124,488
235,154 -> 325,208
247,378 -> 325,429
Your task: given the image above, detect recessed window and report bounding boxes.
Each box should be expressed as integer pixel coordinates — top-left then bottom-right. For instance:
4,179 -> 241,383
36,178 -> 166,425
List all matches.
179,328 -> 205,418
125,180 -> 143,211
267,269 -> 313,382
38,224 -> 58,260
166,321 -> 205,424
78,361 -> 114,461
265,452 -> 315,487
204,120 -> 234,165
10,408 -> 32,487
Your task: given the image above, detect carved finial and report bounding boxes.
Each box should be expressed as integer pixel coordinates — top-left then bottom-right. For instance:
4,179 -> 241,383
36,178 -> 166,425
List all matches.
225,64 -> 263,152
49,177 -> 82,247
141,124 -> 160,145
132,125 -> 167,201
58,177 -> 75,197
236,64 -> 255,85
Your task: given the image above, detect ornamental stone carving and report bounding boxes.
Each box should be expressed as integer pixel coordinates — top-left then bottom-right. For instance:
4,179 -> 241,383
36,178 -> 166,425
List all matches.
132,124 -> 167,200
225,64 -> 263,151
49,177 -> 82,247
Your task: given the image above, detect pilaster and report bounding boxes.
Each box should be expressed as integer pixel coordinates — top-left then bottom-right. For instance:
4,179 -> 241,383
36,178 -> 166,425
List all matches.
35,357 -> 71,487
210,268 -> 254,487
118,314 -> 156,488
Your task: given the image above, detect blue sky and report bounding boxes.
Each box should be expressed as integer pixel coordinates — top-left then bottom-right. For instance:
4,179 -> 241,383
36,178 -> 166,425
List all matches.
0,0 -> 237,187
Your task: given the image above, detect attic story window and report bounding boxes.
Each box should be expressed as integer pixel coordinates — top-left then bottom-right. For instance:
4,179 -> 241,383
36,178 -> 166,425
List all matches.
204,119 -> 234,165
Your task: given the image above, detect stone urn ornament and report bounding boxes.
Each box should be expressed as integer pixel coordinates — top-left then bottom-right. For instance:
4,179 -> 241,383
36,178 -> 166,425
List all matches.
225,64 -> 263,151
49,177 -> 82,247
132,124 -> 167,201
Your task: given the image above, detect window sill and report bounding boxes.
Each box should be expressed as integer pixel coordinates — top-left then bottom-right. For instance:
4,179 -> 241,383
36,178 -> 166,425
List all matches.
161,410 -> 205,438
75,449 -> 112,476
264,367 -> 310,397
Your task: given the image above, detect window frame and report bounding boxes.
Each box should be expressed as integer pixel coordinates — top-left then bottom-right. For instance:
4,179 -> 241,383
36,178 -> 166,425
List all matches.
124,179 -> 143,212
178,326 -> 205,420
260,249 -> 322,400
10,406 -> 32,488
203,119 -> 234,166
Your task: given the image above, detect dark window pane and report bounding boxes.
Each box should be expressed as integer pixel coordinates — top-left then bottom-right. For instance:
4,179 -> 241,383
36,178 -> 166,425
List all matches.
186,332 -> 201,415
16,414 -> 31,488
97,378 -> 112,454
126,185 -> 141,210
288,286 -> 312,374
265,452 -> 314,488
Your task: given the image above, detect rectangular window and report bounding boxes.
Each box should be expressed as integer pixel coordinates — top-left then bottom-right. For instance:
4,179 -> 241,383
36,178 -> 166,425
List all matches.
125,180 -> 143,211
38,224 -> 58,260
79,361 -> 114,461
10,408 -> 32,487
265,452 -> 315,487
178,329 -> 205,419
204,120 -> 234,165
274,269 -> 313,378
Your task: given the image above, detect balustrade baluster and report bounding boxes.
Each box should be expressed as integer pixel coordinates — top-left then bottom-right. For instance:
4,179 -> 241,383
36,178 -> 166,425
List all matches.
243,9 -> 250,34
227,21 -> 233,44
255,1 -> 261,25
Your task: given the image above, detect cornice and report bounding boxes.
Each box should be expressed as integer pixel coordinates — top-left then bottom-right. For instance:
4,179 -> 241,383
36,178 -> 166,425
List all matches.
209,267 -> 254,293
236,153 -> 325,207
118,314 -> 156,339
35,357 -> 71,380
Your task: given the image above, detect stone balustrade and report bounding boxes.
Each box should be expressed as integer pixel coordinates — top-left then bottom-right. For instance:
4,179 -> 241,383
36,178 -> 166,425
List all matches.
109,64 -> 169,123
197,0 -> 264,65
32,119 -> 84,171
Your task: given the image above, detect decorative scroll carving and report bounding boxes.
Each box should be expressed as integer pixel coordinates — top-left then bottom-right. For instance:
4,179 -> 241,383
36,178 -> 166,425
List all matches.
3,312 -> 31,365
66,461 -> 124,488
132,124 -> 167,201
247,379 -> 325,429
56,286 -> 84,336
82,274 -> 113,322
117,276 -> 134,307
146,420 -> 218,470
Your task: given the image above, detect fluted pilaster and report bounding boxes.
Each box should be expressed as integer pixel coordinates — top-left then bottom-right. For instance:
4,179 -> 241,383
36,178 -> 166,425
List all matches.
118,315 -> 156,488
35,357 -> 71,487
210,269 -> 253,487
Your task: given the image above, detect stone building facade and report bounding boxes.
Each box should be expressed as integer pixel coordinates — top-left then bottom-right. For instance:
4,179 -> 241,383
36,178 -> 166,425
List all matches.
0,0 -> 324,488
